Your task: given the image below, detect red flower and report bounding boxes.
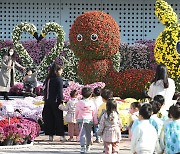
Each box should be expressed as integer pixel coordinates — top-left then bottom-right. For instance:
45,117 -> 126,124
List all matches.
69,11 -> 120,59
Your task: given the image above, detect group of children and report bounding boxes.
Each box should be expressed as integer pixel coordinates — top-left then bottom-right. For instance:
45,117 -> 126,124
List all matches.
129,95 -> 180,154
59,87 -> 121,154
58,86 -> 180,154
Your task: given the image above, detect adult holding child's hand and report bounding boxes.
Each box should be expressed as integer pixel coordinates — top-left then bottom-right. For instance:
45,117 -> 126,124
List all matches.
42,63 -> 65,142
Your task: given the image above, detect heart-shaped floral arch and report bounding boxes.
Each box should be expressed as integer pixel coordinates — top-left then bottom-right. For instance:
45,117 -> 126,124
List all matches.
12,22 -> 65,80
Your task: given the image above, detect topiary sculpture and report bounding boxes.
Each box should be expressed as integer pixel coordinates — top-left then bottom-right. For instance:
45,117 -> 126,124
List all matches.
69,11 -> 154,99
155,0 -> 180,90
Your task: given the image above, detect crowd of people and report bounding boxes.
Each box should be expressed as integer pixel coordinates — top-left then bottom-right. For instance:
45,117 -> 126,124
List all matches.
42,62 -> 179,154
0,47 -> 179,154
0,48 -> 38,99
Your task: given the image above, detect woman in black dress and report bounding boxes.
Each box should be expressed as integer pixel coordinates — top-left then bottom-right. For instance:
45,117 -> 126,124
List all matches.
42,63 -> 65,141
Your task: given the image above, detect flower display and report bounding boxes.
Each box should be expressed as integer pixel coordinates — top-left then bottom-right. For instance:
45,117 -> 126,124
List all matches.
0,127 -> 5,143
155,0 -> 178,26
12,22 -> 37,67
119,42 -> 150,71
0,117 -> 20,128
135,40 -> 157,70
0,97 -> 44,121
9,83 -> 24,96
104,69 -> 155,99
38,22 -> 65,80
0,117 -> 40,145
69,11 -> 120,59
20,118 -> 40,140
69,11 -> 155,99
12,22 -> 65,81
78,59 -> 112,84
154,0 -> 180,89
63,81 -> 105,102
61,41 -> 79,81
111,51 -> 121,72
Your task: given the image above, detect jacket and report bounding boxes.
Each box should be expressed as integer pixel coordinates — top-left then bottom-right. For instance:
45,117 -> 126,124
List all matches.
44,77 -> 63,104
0,55 -> 24,92
75,98 -> 98,125
98,111 -> 121,142
59,98 -> 78,123
148,78 -> 175,110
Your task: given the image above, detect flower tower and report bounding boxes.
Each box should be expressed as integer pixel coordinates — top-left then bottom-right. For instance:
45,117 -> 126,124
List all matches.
69,11 -> 154,98
155,0 -> 180,89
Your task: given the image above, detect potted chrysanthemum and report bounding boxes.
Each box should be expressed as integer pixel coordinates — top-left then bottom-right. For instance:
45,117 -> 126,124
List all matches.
3,125 -> 17,145
0,127 -> 5,145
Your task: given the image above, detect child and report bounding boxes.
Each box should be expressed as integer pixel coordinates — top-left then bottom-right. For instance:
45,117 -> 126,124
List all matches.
98,99 -> 121,154
93,87 -> 103,110
92,86 -> 103,143
160,103 -> 180,154
172,91 -> 180,103
131,103 -> 158,154
153,95 -> 165,107
128,102 -> 141,139
149,101 -> 163,135
59,90 -> 79,141
149,101 -> 163,153
75,87 -> 98,153
153,95 -> 168,121
23,68 -> 37,96
98,89 -> 113,119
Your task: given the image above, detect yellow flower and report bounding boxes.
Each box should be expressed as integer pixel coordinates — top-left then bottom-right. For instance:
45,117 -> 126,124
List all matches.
154,0 -> 180,80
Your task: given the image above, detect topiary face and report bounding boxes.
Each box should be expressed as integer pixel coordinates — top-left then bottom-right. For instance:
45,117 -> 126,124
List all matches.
69,11 -> 120,60
155,0 -> 180,79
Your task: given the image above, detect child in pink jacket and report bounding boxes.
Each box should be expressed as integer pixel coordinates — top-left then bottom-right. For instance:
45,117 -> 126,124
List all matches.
59,90 -> 79,141
75,87 -> 98,153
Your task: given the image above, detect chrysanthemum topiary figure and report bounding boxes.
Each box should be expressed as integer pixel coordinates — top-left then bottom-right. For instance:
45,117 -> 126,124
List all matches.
155,0 -> 180,89
69,11 -> 154,99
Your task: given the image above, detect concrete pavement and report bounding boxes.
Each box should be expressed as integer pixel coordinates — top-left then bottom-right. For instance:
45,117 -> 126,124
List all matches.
0,135 -> 131,154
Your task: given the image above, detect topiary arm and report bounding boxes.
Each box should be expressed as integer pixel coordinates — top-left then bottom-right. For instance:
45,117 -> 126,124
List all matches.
37,22 -> 65,80
12,22 -> 37,67
155,0 -> 178,26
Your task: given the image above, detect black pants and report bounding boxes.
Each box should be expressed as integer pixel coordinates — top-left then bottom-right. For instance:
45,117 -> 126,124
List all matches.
42,102 -> 64,136
1,92 -> 9,100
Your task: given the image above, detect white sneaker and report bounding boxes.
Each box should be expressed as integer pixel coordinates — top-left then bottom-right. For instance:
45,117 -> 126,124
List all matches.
60,136 -> 67,142
80,146 -> 85,153
86,145 -> 91,153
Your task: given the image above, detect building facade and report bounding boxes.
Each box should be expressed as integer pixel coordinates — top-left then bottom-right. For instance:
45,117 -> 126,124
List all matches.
0,0 -> 180,43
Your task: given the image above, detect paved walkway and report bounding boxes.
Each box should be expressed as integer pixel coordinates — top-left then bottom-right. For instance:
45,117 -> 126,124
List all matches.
0,135 -> 131,154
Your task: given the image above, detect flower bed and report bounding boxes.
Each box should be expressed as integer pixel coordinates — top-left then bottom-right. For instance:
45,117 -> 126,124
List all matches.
0,96 -> 44,121
0,117 -> 40,146
9,83 -> 43,96
63,81 -> 105,102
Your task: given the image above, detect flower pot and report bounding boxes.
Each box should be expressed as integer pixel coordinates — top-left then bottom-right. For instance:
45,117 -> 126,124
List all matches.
3,139 -> 13,146
0,142 -> 4,146
27,140 -> 32,144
